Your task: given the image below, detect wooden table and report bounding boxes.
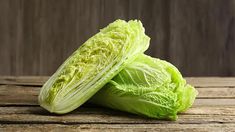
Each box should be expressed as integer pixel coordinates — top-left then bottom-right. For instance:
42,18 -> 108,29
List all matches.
0,76 -> 235,131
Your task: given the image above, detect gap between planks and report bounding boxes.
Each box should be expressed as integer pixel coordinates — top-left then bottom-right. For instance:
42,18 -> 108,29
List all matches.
1,99 -> 235,106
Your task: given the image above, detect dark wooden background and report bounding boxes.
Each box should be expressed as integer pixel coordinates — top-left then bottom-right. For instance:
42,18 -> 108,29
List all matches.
0,0 -> 234,76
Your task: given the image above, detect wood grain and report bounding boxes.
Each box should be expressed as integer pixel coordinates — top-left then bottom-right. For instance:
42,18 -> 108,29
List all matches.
186,77 -> 235,87
194,99 -> 235,106
1,124 -> 234,132
0,76 -> 48,86
169,0 -> 235,76
0,0 -> 235,76
0,111 -> 235,124
1,84 -> 235,106
1,77 -> 235,106
1,106 -> 235,115
0,76 -> 234,131
1,76 -> 235,87
0,106 -> 235,124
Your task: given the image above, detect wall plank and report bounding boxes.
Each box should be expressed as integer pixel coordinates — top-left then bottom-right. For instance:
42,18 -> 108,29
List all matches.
0,0 -> 234,76
169,0 -> 235,76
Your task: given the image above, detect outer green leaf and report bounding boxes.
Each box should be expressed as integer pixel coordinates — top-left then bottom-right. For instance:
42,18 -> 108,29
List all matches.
38,20 -> 150,114
90,54 -> 198,120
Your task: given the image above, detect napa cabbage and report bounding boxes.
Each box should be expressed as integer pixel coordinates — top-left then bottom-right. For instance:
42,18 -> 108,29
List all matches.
38,20 -> 150,114
89,54 -> 198,120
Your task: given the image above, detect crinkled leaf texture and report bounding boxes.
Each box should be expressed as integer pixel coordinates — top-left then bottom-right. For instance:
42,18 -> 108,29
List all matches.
89,54 -> 198,120
38,20 -> 150,114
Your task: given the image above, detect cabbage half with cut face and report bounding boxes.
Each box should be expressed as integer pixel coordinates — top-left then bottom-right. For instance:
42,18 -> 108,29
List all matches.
38,20 -> 150,114
89,54 -> 198,120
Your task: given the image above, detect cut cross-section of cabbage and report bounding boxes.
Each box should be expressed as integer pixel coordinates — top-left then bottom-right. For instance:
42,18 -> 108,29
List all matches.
38,20 -> 150,114
89,54 -> 198,120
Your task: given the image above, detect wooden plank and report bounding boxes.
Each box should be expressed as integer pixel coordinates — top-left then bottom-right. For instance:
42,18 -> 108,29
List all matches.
1,84 -> 235,106
194,99 -> 235,106
1,76 -> 235,87
0,110 -> 234,124
0,106 -> 235,125
197,87 -> 235,98
0,85 -> 39,105
1,98 -> 233,106
0,0 -> 22,75
169,0 -> 235,76
186,77 -> 235,87
1,1 -> 235,76
0,0 -> 172,76
183,106 -> 235,115
1,106 -> 235,116
0,76 -> 48,85
1,124 -> 234,132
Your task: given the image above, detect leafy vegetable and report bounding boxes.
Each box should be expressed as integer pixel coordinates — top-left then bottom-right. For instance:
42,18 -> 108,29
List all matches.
38,20 -> 150,114
89,54 -> 198,120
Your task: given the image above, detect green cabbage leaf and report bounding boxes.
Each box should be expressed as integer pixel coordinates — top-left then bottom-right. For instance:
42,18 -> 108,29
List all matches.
38,20 -> 150,114
89,54 -> 198,120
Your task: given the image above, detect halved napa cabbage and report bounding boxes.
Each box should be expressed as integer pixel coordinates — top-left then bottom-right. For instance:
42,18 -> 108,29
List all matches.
38,20 -> 150,114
